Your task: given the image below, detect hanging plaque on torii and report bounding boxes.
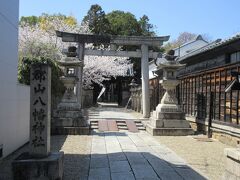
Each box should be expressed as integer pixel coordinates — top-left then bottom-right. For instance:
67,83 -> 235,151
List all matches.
56,31 -> 169,118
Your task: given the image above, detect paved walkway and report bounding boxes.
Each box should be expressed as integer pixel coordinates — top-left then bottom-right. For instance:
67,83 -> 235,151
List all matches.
0,106 -> 230,180
89,130 -> 206,180
88,106 -> 143,120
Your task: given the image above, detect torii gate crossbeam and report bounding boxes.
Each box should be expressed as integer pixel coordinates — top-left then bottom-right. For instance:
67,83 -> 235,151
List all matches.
56,31 -> 170,118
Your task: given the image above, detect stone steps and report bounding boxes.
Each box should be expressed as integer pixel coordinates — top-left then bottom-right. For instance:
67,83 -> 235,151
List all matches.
89,120 -> 146,132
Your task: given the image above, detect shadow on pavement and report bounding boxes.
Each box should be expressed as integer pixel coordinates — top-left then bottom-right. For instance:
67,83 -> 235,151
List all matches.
61,151 -> 207,180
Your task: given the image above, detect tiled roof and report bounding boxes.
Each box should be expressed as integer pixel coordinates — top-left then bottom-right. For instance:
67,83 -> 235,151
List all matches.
178,33 -> 240,62
173,35 -> 208,50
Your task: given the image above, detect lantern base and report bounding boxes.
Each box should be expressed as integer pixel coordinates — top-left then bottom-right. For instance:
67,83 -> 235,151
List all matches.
146,124 -> 194,136
146,103 -> 194,136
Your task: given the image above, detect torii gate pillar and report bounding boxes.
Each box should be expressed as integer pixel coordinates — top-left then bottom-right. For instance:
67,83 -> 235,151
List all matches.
141,44 -> 150,118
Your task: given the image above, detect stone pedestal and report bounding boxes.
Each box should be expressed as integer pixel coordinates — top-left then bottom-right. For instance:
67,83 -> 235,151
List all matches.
223,148 -> 240,180
12,152 -> 64,180
147,83 -> 193,136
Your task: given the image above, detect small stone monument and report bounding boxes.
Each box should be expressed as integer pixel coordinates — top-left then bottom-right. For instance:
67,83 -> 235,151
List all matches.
146,50 -> 194,136
12,64 -> 64,180
52,46 -> 89,135
223,148 -> 240,179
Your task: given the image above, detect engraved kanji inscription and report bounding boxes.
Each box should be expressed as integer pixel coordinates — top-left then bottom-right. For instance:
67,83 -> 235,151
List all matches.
33,97 -> 46,106
32,108 -> 46,121
32,122 -> 45,134
34,84 -> 46,94
32,67 -> 46,83
32,136 -> 45,147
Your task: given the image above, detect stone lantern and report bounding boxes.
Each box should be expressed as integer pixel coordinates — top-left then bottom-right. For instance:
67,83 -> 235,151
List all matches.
58,46 -> 81,109
52,46 -> 89,135
146,50 -> 193,136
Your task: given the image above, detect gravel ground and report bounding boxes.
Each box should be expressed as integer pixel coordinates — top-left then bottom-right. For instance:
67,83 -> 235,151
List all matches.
0,135 -> 92,180
153,135 -> 232,180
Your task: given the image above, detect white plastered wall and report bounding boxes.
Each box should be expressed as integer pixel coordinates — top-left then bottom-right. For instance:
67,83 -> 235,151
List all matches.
0,0 -> 30,159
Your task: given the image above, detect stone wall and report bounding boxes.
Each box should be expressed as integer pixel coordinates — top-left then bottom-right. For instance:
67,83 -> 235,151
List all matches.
186,116 -> 240,146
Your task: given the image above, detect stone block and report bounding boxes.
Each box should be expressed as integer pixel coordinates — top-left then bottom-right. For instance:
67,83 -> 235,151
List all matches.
90,156 -> 109,169
110,160 -> 131,173
150,119 -> 190,128
88,167 -> 110,180
175,167 -> 206,180
54,117 -> 87,127
156,112 -> 185,120
108,152 -> 126,161
131,164 -> 159,179
146,124 -> 194,136
224,148 -> 240,179
225,148 -> 240,161
12,152 -> 64,180
163,120 -> 190,128
150,118 -> 163,127
51,126 -> 89,135
111,172 -> 135,180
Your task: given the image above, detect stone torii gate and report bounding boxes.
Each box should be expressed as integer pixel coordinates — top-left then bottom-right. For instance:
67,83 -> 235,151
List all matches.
56,31 -> 169,118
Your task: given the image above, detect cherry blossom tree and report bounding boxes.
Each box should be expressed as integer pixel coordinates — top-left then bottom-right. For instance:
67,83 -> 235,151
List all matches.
18,14 -> 132,88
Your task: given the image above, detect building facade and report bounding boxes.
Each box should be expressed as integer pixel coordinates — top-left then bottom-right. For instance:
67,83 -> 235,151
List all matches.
0,0 -> 30,159
146,34 -> 240,145
177,34 -> 240,146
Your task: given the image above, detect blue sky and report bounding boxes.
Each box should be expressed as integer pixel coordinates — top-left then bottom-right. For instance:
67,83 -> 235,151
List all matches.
19,0 -> 240,41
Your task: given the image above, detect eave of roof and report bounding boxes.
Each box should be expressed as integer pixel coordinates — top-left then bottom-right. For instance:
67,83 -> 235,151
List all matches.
178,34 -> 240,62
173,35 -> 208,50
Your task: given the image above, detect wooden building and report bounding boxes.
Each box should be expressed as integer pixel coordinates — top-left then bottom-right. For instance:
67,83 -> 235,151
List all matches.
149,34 -> 240,146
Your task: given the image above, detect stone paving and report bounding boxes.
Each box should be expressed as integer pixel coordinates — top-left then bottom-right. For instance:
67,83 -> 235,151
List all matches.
0,131 -> 207,180
0,106 -> 229,180
88,106 -> 143,120
89,130 -> 207,180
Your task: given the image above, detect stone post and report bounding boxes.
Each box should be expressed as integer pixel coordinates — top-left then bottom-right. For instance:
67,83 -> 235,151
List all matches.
30,64 -> 51,158
77,43 -> 85,107
137,90 -> 140,112
141,44 -> 150,118
12,64 -> 64,180
130,88 -> 134,110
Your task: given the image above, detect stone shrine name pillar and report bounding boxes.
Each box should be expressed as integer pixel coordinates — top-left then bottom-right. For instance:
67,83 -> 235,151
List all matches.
141,44 -> 150,118
30,64 -> 51,157
12,64 -> 64,180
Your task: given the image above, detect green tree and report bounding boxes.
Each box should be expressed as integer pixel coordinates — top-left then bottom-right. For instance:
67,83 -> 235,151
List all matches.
83,4 -> 110,34
18,57 -> 65,98
138,15 -> 155,36
106,10 -> 142,36
20,16 -> 39,26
